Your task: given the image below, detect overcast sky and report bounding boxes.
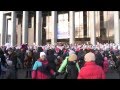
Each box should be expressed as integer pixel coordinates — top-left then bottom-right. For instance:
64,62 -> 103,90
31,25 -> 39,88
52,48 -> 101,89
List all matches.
0,11 -> 11,35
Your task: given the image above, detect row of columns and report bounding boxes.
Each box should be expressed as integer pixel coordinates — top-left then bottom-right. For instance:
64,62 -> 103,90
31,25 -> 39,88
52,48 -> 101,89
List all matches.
51,11 -> 96,45
0,11 -> 43,46
1,11 -> 120,46
68,11 -> 120,45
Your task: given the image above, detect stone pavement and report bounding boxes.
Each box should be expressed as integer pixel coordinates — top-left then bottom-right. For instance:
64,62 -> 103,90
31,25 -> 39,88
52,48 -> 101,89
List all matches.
17,68 -> 120,79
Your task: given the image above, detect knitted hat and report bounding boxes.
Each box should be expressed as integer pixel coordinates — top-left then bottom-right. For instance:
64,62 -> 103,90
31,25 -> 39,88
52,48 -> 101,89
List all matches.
68,54 -> 77,61
40,52 -> 46,57
84,52 -> 95,62
69,50 -> 75,55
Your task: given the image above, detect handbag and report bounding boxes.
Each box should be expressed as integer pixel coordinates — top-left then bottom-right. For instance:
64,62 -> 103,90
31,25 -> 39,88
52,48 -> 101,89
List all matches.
56,72 -> 68,79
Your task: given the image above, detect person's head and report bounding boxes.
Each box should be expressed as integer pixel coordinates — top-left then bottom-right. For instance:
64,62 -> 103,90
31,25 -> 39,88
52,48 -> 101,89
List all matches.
21,48 -> 24,51
68,54 -> 77,62
84,52 -> 95,62
7,48 -> 13,55
69,50 -> 75,56
104,57 -> 108,61
40,52 -> 46,60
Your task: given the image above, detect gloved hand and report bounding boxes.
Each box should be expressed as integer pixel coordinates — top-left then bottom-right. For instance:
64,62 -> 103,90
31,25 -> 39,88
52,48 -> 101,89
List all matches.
54,72 -> 60,76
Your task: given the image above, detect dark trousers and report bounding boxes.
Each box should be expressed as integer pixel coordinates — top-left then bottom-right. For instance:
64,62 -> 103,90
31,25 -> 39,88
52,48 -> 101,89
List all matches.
0,63 -> 1,77
118,71 -> 120,79
25,67 -> 31,78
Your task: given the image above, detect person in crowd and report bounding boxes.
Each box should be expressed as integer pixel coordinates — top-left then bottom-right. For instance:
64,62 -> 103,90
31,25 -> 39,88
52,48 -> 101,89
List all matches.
7,48 -> 18,79
77,49 -> 85,69
66,54 -> 79,79
58,50 -> 80,73
0,48 -> 7,78
0,58 -> 1,77
4,60 -> 15,79
115,56 -> 120,78
103,57 -> 109,73
95,50 -> 104,68
77,52 -> 106,79
24,50 -> 33,78
0,48 -> 7,68
32,52 -> 55,79
46,49 -> 57,72
19,47 -> 26,69
32,49 -> 38,65
110,51 -> 118,68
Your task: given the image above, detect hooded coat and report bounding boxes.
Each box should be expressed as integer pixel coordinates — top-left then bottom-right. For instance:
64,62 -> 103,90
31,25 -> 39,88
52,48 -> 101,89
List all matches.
32,59 -> 54,79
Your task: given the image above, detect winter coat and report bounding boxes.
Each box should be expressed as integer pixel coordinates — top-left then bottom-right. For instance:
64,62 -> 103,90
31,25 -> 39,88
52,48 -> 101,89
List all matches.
112,54 -> 117,64
0,62 -> 1,76
77,61 -> 106,79
24,53 -> 33,68
116,59 -> 120,72
47,55 -> 56,72
0,54 -> 7,67
8,52 -> 18,70
4,65 -> 16,79
32,51 -> 39,64
95,52 -> 104,68
19,51 -> 26,64
103,57 -> 109,73
32,59 -> 54,79
66,61 -> 79,79
58,56 -> 80,72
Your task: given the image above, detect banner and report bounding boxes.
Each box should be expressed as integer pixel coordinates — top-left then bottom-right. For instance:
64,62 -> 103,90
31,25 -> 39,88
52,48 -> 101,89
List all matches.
57,22 -> 69,39
57,13 -> 69,39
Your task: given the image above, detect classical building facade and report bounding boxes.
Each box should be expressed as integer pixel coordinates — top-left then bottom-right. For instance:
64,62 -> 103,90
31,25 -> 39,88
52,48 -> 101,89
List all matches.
0,11 -> 119,46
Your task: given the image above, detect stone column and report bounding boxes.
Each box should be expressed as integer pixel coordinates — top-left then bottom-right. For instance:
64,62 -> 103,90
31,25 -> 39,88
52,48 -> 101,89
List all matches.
36,11 -> 42,46
11,11 -> 16,46
114,11 -> 120,44
22,11 -> 28,44
5,18 -> 8,43
51,11 -> 57,45
69,11 -> 75,44
89,11 -> 96,45
1,12 -> 6,46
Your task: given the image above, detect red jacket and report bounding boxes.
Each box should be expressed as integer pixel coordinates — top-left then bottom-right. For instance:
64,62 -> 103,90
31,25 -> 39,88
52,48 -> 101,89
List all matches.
77,61 -> 106,79
32,59 -> 54,79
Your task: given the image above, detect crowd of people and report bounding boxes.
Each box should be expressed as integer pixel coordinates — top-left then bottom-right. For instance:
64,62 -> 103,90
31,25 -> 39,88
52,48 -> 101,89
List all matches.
0,42 -> 120,79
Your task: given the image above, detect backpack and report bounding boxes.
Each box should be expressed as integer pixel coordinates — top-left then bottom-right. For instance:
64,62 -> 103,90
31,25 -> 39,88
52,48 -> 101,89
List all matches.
37,61 -> 52,79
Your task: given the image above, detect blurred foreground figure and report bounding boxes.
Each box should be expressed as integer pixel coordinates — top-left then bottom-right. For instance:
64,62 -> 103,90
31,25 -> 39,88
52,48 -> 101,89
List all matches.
78,52 -> 106,79
56,50 -> 80,79
32,52 -> 55,79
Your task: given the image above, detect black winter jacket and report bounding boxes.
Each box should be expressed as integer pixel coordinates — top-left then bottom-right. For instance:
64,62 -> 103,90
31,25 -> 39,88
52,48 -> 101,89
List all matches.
66,61 -> 78,79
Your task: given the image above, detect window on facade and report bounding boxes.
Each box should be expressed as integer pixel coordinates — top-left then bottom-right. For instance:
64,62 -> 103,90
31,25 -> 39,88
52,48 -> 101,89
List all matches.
119,11 -> 120,19
18,15 -> 22,25
83,11 -> 87,37
75,11 -> 84,38
28,16 -> 32,28
100,11 -> 106,38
